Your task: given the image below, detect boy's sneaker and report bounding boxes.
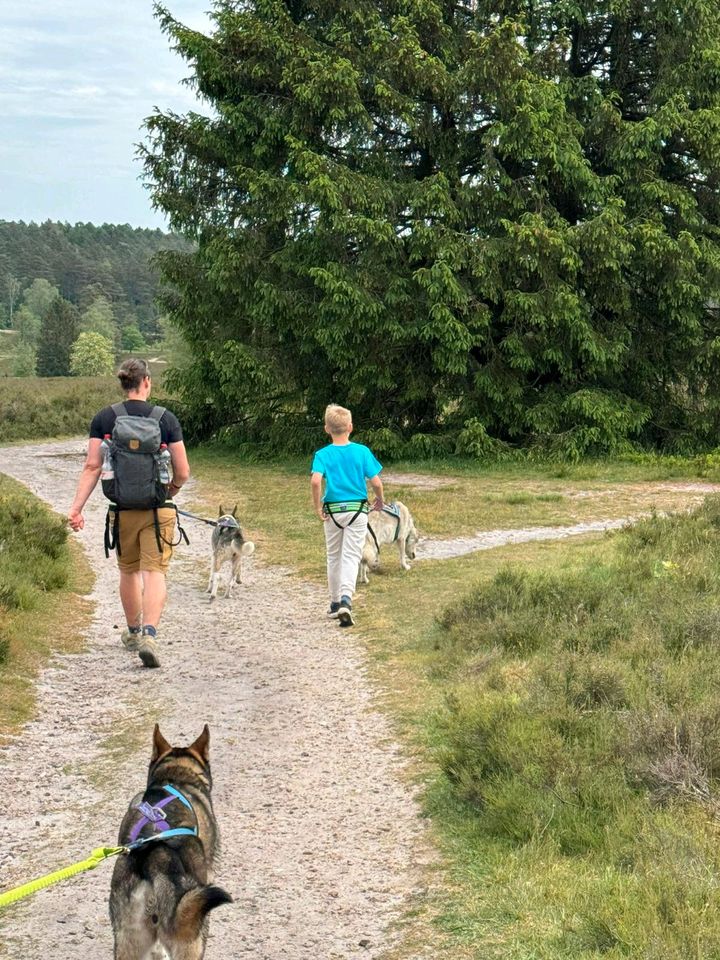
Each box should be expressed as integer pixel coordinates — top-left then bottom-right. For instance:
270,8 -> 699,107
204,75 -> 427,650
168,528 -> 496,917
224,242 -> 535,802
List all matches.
120,627 -> 141,651
337,596 -> 354,628
138,631 -> 161,669
327,601 -> 341,619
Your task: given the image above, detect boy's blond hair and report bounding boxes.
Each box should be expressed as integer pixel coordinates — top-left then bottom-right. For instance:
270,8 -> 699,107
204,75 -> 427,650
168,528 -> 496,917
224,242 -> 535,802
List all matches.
324,404 -> 352,436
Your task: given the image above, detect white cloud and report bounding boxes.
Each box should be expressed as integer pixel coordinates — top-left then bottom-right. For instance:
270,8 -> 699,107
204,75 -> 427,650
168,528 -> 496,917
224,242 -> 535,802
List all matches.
0,1 -> 214,226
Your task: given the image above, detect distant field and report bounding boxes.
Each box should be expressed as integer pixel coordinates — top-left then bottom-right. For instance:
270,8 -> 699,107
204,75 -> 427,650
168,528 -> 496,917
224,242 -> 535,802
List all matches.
0,376 -> 117,441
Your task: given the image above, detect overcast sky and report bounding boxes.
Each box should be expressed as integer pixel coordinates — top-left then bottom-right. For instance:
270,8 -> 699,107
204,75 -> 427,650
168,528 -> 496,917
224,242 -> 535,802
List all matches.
1,2 -> 213,229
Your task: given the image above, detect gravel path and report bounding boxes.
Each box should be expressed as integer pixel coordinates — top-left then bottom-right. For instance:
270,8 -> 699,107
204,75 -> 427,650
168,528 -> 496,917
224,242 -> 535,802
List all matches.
0,440 -> 429,960
417,516 -> 634,561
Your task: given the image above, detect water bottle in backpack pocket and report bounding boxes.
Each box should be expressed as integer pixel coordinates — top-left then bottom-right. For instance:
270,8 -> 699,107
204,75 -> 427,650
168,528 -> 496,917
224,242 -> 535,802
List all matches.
102,403 -> 170,510
100,434 -> 116,500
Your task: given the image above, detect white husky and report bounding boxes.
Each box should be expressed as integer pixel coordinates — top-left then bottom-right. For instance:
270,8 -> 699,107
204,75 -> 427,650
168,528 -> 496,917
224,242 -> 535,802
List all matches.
359,500 -> 419,584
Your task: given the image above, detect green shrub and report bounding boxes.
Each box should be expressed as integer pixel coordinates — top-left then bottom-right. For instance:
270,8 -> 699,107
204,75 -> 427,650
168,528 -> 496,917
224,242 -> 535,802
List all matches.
0,478 -> 70,613
433,497 -> 720,953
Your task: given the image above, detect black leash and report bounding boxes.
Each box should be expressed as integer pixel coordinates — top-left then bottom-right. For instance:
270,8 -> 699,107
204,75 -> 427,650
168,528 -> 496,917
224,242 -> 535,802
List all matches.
176,509 -> 218,528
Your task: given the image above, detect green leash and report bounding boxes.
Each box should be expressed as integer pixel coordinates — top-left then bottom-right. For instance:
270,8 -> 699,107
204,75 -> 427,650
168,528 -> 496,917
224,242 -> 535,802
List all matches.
0,846 -> 125,910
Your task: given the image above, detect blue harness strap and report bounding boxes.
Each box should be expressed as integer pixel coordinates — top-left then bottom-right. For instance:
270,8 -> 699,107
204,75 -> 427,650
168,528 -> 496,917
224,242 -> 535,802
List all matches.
127,784 -> 198,850
162,784 -> 194,810
127,827 -> 198,851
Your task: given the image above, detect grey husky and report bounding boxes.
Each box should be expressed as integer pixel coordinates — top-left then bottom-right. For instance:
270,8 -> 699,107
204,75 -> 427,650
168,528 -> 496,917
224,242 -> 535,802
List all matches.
206,504 -> 255,600
109,725 -> 232,960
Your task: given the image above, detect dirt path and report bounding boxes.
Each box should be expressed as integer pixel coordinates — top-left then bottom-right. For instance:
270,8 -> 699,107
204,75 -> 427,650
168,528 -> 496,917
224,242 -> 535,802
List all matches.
417,516 -> 634,560
0,440 -> 429,959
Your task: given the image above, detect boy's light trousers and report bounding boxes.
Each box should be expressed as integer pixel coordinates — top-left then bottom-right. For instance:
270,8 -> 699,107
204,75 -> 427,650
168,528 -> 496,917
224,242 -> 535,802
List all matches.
324,510 -> 368,601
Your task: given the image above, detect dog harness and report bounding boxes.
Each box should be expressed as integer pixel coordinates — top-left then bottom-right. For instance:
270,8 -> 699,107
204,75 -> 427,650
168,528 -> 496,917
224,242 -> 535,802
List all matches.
323,500 -> 369,529
216,515 -> 240,529
367,502 -> 402,552
127,784 -> 198,850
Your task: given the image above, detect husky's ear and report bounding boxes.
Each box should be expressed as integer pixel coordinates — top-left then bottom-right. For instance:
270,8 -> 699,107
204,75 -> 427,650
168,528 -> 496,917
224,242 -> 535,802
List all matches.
189,724 -> 210,764
152,724 -> 172,763
232,503 -> 238,518
218,505 -> 225,518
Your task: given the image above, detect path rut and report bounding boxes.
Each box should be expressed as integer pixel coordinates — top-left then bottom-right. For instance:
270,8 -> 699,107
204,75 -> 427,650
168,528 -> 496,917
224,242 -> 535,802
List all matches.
0,440 -> 429,959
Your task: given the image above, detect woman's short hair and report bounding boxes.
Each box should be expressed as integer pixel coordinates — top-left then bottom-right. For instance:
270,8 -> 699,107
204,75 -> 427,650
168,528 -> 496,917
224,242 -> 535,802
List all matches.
117,358 -> 150,393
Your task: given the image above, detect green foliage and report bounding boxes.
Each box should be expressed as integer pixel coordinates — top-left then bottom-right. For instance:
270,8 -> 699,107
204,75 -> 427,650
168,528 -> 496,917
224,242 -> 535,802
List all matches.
0,376 -> 115,441
12,306 -> 41,346
145,0 -> 720,454
12,341 -> 37,377
80,296 -> 117,344
0,477 -> 69,630
21,278 -> 59,322
36,296 -> 79,377
69,332 -> 115,376
121,323 -> 147,352
434,498 -> 720,954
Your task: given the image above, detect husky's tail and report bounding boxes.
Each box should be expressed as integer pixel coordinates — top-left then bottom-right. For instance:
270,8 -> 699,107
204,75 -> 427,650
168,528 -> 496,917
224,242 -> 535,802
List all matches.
173,885 -> 233,942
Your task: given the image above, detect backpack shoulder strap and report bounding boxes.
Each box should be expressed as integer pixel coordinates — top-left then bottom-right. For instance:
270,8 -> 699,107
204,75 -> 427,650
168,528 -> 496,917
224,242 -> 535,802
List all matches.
111,402 -> 127,417
149,406 -> 166,422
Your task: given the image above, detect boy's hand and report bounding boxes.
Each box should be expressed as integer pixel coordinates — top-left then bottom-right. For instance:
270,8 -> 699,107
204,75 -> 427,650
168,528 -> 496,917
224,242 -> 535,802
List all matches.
317,508 -> 328,521
372,496 -> 384,511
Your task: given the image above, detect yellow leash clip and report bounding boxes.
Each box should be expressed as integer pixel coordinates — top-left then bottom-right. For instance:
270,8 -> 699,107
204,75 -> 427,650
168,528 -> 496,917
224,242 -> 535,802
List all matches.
0,846 -> 126,910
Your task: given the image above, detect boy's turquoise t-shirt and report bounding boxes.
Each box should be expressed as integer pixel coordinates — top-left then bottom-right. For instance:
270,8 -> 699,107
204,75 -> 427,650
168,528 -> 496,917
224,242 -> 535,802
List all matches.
311,442 -> 382,503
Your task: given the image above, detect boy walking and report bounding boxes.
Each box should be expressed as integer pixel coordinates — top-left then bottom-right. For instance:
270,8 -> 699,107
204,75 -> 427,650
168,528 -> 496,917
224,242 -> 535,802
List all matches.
311,404 -> 384,627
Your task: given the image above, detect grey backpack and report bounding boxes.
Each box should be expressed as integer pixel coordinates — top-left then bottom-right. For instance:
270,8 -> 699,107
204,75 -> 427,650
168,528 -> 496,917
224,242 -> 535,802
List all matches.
102,403 -> 168,510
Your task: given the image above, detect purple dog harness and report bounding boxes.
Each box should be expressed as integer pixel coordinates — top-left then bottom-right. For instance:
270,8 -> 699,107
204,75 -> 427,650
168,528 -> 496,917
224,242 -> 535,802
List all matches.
127,784 -> 198,850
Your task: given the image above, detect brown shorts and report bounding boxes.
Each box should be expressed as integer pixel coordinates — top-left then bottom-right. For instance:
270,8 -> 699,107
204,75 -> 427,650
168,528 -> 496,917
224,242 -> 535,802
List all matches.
110,507 -> 177,574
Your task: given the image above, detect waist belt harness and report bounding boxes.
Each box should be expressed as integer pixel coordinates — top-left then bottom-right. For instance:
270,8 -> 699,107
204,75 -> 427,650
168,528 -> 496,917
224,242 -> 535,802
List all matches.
323,500 -> 368,529
104,503 -> 189,559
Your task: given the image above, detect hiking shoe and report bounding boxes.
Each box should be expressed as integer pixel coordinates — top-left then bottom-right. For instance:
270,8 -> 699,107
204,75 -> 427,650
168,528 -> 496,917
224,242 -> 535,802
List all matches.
138,633 -> 161,669
337,597 -> 354,628
327,601 -> 341,619
120,627 -> 141,651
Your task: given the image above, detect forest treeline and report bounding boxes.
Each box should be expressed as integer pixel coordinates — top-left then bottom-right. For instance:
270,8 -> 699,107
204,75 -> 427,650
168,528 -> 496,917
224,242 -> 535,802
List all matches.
0,221 -> 191,378
0,221 -> 190,339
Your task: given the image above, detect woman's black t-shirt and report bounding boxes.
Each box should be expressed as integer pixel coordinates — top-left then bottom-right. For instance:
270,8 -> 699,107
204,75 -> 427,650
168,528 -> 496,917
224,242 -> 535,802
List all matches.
89,400 -> 183,445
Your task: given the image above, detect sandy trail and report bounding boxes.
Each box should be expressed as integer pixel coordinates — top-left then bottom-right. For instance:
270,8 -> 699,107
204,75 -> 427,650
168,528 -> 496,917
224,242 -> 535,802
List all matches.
0,440 -> 429,959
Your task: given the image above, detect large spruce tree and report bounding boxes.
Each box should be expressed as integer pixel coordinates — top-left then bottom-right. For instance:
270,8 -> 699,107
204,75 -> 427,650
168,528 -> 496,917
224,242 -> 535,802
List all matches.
145,0 -> 720,455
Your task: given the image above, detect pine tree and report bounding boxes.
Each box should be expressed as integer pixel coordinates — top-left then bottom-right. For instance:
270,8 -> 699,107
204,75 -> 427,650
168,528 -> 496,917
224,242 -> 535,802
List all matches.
37,296 -> 80,377
144,0 -> 720,454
